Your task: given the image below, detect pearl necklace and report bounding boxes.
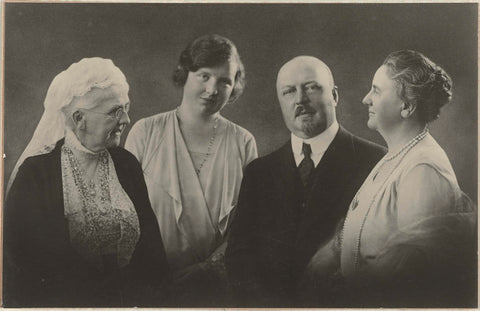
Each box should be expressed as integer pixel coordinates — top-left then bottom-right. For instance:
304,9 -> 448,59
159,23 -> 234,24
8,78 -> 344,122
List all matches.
383,130 -> 428,161
343,127 -> 429,272
176,108 -> 219,175
195,117 -> 218,175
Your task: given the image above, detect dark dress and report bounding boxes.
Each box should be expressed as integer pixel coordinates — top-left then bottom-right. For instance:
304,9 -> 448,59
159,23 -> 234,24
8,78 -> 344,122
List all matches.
3,140 -> 171,307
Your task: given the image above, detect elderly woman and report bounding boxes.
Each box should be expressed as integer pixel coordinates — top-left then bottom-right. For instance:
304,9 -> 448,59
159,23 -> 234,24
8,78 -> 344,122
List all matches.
4,58 -> 170,307
125,34 -> 257,304
306,50 -> 476,307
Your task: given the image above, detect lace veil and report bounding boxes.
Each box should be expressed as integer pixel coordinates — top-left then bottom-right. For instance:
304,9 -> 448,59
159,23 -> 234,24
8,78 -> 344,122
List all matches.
6,57 -> 129,195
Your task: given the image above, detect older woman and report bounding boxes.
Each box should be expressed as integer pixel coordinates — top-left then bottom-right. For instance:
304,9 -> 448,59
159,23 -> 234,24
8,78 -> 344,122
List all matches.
306,50 -> 476,307
4,58 -> 170,307
125,34 -> 257,304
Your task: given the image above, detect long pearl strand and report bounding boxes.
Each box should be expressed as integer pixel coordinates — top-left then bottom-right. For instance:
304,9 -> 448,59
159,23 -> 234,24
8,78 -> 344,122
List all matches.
175,107 -> 218,175
195,117 -> 218,175
343,127 -> 429,272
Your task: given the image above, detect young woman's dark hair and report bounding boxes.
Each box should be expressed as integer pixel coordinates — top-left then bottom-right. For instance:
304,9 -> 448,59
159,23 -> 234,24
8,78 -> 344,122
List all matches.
172,34 -> 245,103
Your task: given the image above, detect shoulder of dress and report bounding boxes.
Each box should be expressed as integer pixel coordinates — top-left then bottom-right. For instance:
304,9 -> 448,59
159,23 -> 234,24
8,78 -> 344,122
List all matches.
108,147 -> 139,165
222,118 -> 254,138
14,151 -> 60,184
21,152 -> 52,169
136,111 -> 174,127
130,111 -> 174,141
23,143 -> 61,166
351,134 -> 386,155
404,147 -> 452,172
395,142 -> 457,188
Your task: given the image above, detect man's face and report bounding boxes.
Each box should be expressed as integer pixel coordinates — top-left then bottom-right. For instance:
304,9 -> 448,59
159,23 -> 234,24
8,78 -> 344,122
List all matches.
276,57 -> 337,139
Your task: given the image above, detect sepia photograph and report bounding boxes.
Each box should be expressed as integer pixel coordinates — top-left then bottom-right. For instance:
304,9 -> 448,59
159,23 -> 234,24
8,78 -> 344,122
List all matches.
1,1 -> 478,308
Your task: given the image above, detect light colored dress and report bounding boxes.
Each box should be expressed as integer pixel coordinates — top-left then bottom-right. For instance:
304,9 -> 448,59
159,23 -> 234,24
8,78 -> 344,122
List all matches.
125,110 -> 258,271
341,132 -> 475,280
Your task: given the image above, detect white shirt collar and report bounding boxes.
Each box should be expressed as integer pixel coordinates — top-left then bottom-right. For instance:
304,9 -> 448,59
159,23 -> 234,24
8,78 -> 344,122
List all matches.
291,121 -> 339,166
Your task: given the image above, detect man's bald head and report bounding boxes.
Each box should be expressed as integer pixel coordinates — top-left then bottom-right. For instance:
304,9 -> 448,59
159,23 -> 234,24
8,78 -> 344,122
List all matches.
277,56 -> 335,91
276,55 -> 338,139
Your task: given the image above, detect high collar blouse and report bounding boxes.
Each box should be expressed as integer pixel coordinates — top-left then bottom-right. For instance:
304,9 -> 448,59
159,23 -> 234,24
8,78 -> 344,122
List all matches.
62,129 -> 140,271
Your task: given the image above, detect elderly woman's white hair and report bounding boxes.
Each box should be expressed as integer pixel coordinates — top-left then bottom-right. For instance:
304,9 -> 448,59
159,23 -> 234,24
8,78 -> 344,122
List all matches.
7,57 -> 129,195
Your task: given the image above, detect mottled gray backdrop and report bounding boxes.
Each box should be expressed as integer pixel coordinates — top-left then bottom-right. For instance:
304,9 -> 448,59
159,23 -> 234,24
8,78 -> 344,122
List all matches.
4,3 -> 478,200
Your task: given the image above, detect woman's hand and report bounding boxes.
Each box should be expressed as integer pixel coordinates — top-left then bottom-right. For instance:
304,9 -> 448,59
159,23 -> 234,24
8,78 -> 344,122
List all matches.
173,243 -> 228,287
304,237 -> 339,281
173,262 -> 208,285
207,241 -> 227,262
298,237 -> 343,306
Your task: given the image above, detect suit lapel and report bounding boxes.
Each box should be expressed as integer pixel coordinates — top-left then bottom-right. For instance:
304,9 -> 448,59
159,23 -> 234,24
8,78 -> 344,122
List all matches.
295,127 -> 356,241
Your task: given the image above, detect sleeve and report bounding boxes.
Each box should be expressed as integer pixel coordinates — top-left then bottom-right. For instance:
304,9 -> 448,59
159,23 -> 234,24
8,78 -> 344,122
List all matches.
3,160 -> 45,305
4,159 -> 97,306
396,164 -> 455,226
363,164 -> 477,305
244,132 -> 258,168
124,119 -> 146,164
374,164 -> 458,273
225,161 -> 269,305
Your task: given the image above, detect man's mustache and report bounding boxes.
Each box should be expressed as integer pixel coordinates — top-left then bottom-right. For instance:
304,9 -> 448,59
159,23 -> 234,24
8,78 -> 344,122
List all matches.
295,105 -> 315,117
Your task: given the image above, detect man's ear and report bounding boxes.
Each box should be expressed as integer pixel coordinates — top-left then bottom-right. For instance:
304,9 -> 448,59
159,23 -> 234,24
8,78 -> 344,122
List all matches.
332,85 -> 339,107
72,110 -> 86,130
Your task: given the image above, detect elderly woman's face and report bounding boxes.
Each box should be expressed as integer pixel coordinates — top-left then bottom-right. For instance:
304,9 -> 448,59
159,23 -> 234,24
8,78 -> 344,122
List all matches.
76,85 -> 130,152
182,61 -> 238,116
362,65 -> 404,133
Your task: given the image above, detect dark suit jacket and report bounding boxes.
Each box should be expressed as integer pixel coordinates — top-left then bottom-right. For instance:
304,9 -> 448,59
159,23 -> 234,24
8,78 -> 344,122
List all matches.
225,127 -> 386,307
3,140 -> 171,308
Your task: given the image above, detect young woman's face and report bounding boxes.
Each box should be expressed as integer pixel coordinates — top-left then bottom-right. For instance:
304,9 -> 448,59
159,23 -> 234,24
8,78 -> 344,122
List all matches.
76,85 -> 130,152
181,61 -> 238,116
362,65 -> 404,133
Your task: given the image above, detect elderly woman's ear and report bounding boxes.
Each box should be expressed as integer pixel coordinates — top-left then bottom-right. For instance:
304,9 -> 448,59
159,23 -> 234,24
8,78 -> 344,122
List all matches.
72,110 -> 86,130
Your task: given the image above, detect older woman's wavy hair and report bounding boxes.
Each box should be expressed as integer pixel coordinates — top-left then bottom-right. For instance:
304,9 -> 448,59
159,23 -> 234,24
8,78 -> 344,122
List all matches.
383,50 -> 452,123
172,34 -> 246,104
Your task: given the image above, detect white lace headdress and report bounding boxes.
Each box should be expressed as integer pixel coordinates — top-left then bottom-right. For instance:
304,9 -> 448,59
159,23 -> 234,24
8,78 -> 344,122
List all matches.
7,57 -> 129,195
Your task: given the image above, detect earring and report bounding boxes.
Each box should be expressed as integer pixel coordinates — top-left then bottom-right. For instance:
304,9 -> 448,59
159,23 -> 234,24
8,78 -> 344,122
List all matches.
401,110 -> 409,119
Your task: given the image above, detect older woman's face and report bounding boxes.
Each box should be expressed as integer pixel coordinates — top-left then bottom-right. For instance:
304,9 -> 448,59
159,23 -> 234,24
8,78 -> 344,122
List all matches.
182,61 -> 238,116
77,85 -> 130,152
362,65 -> 404,133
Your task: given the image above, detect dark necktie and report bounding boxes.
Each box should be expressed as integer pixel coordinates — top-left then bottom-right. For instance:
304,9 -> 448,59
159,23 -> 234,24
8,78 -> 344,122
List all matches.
298,143 -> 314,187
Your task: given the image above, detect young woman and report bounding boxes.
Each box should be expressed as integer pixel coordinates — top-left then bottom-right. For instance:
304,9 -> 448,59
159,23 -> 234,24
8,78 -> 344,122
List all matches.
125,34 -> 257,305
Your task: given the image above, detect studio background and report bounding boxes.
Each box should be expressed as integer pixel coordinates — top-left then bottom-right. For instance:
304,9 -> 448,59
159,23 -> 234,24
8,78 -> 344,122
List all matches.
4,3 -> 477,201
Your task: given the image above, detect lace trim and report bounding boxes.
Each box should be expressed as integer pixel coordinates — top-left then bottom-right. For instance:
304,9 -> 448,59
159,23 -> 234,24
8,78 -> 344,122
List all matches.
61,144 -> 140,271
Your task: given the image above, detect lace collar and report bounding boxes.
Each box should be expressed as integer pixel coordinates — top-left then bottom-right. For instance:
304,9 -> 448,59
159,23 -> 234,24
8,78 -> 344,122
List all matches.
64,129 -> 107,161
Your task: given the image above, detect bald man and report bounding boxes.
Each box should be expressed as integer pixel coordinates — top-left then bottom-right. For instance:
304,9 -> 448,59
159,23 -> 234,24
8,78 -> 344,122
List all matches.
225,56 -> 385,306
